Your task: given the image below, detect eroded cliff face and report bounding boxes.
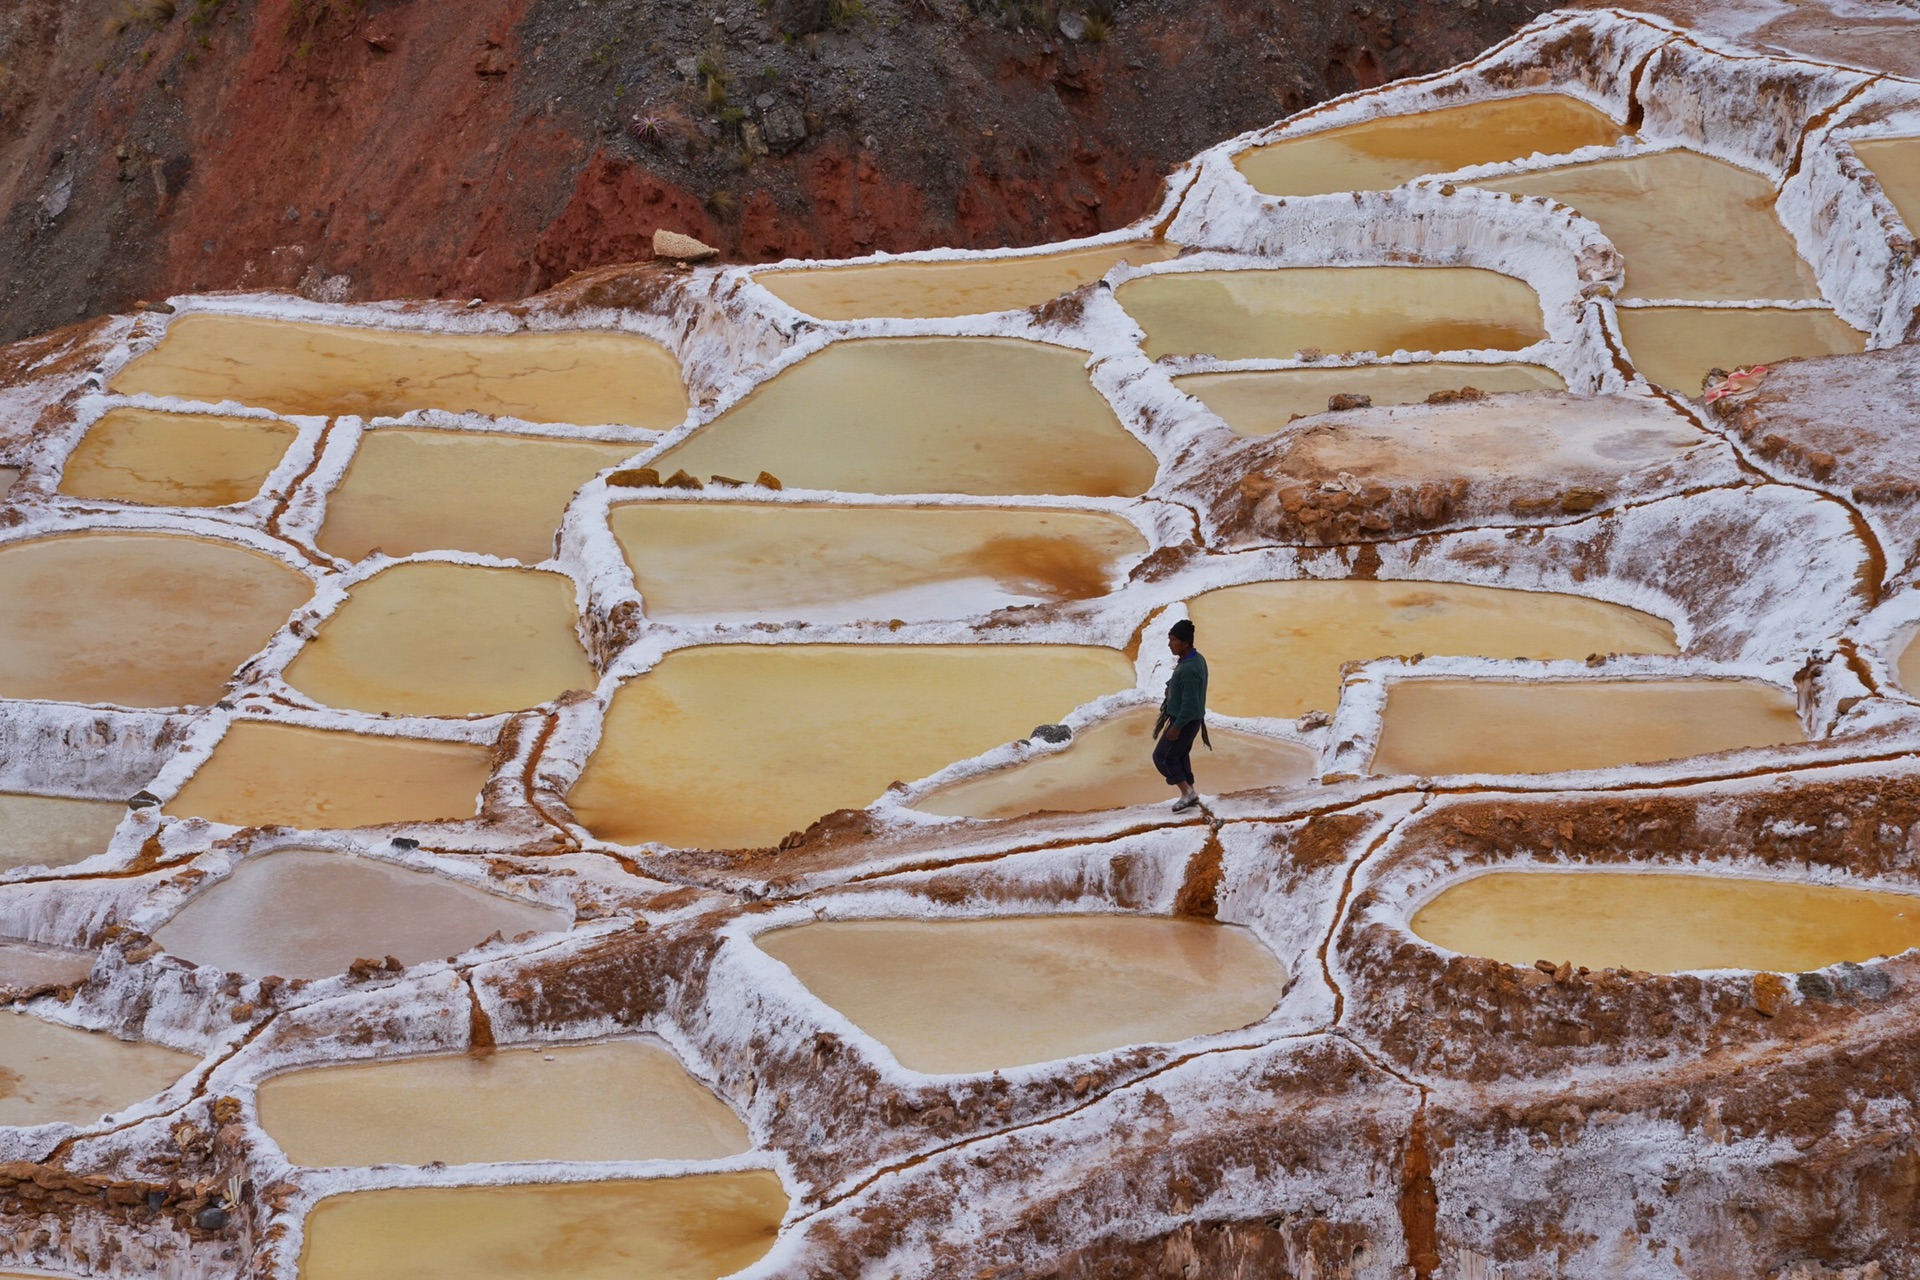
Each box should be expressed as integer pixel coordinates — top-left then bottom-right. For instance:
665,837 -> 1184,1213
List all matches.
0,0 -> 1557,342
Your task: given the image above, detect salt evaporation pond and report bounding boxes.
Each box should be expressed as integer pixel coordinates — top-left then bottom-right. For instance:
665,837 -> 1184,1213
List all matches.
1476,150 -> 1823,300
757,916 -> 1286,1072
609,502 -> 1147,622
1854,136 -> 1920,235
0,794 -> 126,871
1617,306 -> 1866,395
0,941 -> 96,990
1175,362 -> 1565,434
154,848 -> 564,978
653,337 -> 1158,497
1900,629 -> 1920,697
913,706 -> 1315,819
0,1012 -> 196,1128
260,1041 -> 749,1167
316,429 -> 640,565
299,1172 -> 787,1280
167,723 -> 492,829
1413,871 -> 1920,973
58,409 -> 298,507
754,240 -> 1180,319
1115,267 -> 1546,361
0,532 -> 311,707
282,563 -> 596,717
1235,94 -> 1623,197
568,645 -> 1133,849
1371,679 -> 1805,776
1189,580 -> 1679,719
0,468 -> 16,501
111,315 -> 688,429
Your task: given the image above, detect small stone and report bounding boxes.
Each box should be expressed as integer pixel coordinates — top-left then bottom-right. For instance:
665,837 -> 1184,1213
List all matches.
1559,486 -> 1606,514
761,103 -> 809,154
709,474 -> 747,488
652,229 -> 719,262
1058,9 -> 1089,39
1326,393 -> 1372,412
1533,959 -> 1557,974
127,790 -> 161,809
1751,971 -> 1791,1017
196,1206 -> 228,1231
662,469 -> 703,490
607,467 -> 662,488
390,836 -> 419,851
755,470 -> 783,490
1030,723 -> 1072,744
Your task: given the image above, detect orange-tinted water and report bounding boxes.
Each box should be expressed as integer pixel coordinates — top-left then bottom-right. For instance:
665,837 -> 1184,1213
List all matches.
756,241 -> 1181,319
58,409 -> 299,507
1618,306 -> 1866,395
1175,362 -> 1565,434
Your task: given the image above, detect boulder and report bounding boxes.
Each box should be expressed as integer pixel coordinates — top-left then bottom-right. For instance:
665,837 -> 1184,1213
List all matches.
652,229 -> 719,262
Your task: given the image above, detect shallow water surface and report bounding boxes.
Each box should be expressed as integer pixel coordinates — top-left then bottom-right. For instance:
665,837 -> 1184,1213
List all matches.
1413,870 -> 1920,972
282,563 -> 596,716
167,723 -> 492,829
154,848 -> 564,978
0,794 -> 126,872
0,533 -> 311,707
654,338 -> 1157,497
260,1040 -> 748,1167
757,916 -> 1286,1072
0,941 -> 96,990
1618,306 -> 1866,394
1116,267 -> 1546,361
1237,94 -> 1624,197
610,502 -> 1147,622
569,644 -> 1134,848
0,1011 -> 196,1127
1855,136 -> 1920,236
0,468 -> 15,501
299,1172 -> 787,1280
1477,150 -> 1822,300
914,706 -> 1315,819
316,428 -> 640,565
1189,580 -> 1679,719
58,409 -> 298,507
1176,362 -> 1565,434
756,241 -> 1180,319
111,315 -> 688,428
1371,678 -> 1804,776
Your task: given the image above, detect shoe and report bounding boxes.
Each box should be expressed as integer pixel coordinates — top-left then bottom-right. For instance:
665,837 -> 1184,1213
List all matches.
1171,794 -> 1201,812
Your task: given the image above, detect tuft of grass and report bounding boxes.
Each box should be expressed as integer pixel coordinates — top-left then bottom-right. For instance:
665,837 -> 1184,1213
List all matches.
827,0 -> 866,29
706,189 -> 740,222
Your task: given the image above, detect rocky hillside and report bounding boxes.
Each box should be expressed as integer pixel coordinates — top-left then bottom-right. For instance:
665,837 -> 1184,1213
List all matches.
0,0 -> 1553,341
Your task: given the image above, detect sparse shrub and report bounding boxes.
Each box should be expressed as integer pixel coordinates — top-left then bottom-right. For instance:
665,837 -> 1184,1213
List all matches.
697,51 -> 729,105
827,0 -> 865,29
707,189 -> 740,222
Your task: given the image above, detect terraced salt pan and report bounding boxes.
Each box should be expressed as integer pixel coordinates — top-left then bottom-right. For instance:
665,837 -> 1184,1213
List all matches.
1189,581 -> 1679,719
754,241 -> 1180,319
609,502 -> 1147,622
0,794 -> 126,871
1371,679 -> 1805,776
1900,629 -> 1920,697
1854,137 -> 1920,235
756,917 -> 1286,1073
282,563 -> 596,717
111,314 -> 688,429
316,429 -> 640,565
0,468 -> 16,501
1175,362 -> 1566,434
1236,94 -> 1624,197
299,1172 -> 786,1280
1115,267 -> 1546,361
259,1041 -> 749,1167
653,338 -> 1158,497
0,1011 -> 196,1127
1413,871 -> 1920,973
0,532 -> 311,707
0,941 -> 96,990
1618,306 -> 1865,395
1476,150 -> 1823,301
57,409 -> 298,507
568,645 -> 1134,849
153,848 -> 564,979
166,723 -> 491,829
913,707 -> 1315,819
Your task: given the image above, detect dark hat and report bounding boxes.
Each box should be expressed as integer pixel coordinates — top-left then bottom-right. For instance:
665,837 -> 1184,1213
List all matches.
1168,618 -> 1195,643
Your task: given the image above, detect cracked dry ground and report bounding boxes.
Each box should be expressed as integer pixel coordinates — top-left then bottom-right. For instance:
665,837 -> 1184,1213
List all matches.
0,7 -> 1919,1279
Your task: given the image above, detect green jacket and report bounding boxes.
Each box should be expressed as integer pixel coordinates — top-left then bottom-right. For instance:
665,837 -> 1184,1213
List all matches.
1160,650 -> 1208,727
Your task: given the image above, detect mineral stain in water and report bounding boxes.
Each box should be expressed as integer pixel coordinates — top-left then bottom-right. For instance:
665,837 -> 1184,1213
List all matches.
0,533 -> 312,708
609,502 -> 1148,622
0,794 -> 126,872
913,707 -> 1315,819
1617,306 -> 1865,395
756,916 -> 1287,1073
1370,678 -> 1805,776
259,1040 -> 749,1167
166,722 -> 492,829
568,644 -> 1134,849
57,409 -> 299,508
154,848 -> 564,979
1175,362 -> 1566,434
299,1172 -> 788,1280
1236,94 -> 1624,197
1115,267 -> 1547,361
754,241 -> 1180,319
653,338 -> 1158,497
282,563 -> 596,717
1189,580 -> 1679,719
1854,136 -> 1920,236
1412,870 -> 1920,973
0,1011 -> 196,1128
111,314 -> 688,429
315,428 -> 640,565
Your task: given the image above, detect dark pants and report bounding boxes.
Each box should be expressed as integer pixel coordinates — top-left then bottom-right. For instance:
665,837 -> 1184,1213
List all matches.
1152,719 -> 1201,787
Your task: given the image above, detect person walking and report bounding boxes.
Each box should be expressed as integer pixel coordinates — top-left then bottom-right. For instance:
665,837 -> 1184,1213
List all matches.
1152,618 -> 1209,812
